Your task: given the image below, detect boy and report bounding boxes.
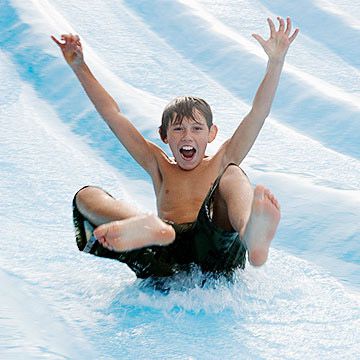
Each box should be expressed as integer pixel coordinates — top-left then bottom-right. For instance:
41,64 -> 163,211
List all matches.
52,17 -> 298,279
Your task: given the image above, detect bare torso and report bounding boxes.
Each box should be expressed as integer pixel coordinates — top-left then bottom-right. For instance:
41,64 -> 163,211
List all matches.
150,144 -> 226,224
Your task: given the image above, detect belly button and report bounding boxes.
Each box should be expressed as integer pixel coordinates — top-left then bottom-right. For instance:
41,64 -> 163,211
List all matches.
165,189 -> 169,194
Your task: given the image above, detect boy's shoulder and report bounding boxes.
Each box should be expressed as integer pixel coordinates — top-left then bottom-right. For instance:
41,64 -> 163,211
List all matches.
147,141 -> 174,164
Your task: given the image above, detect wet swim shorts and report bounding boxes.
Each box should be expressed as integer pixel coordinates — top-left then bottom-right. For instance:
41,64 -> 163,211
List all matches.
72,164 -> 247,278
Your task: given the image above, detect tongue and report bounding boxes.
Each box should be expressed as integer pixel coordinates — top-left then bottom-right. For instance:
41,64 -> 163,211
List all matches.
181,149 -> 196,158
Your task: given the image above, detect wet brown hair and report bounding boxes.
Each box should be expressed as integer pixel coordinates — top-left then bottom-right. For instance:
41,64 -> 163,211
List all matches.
159,96 -> 213,141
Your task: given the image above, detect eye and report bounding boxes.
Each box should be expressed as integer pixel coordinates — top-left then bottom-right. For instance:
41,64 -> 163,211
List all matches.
194,126 -> 204,131
173,126 -> 182,131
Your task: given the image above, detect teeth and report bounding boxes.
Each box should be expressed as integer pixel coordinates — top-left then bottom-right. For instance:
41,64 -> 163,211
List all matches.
181,146 -> 194,150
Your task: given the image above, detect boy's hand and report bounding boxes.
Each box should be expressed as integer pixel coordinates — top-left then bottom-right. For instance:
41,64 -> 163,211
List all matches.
51,34 -> 84,68
252,17 -> 299,62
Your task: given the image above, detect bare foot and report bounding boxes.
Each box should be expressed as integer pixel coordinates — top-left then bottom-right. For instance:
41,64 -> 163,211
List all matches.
93,214 -> 176,252
244,185 -> 281,266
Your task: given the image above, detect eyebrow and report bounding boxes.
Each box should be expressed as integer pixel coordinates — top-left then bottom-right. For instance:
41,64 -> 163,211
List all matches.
171,118 -> 205,125
170,123 -> 205,128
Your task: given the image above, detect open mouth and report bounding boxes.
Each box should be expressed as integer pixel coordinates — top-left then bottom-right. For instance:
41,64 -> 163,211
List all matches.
179,145 -> 196,160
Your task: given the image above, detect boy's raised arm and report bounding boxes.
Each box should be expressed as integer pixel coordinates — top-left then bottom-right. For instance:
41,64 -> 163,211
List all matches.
223,17 -> 299,166
51,34 -> 159,174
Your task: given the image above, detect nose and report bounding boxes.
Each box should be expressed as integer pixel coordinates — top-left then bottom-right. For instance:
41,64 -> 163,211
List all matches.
181,127 -> 192,140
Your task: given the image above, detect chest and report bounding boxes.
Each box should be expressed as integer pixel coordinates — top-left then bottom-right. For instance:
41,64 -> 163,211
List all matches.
158,159 -> 221,206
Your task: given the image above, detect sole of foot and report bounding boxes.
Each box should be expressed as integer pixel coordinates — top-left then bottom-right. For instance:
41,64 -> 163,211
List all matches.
94,214 -> 176,252
245,185 -> 281,266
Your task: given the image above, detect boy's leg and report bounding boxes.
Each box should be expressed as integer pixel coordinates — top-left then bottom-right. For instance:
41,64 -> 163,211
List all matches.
75,186 -> 175,252
212,165 -> 280,266
75,186 -> 140,226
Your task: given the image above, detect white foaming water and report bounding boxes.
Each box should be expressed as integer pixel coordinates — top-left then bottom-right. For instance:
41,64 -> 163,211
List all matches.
1,0 -> 359,358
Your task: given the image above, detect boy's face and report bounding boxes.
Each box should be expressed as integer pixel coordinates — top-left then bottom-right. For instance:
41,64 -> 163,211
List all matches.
162,111 -> 217,170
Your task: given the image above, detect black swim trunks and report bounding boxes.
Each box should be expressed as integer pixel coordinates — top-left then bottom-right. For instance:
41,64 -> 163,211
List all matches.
72,164 -> 247,279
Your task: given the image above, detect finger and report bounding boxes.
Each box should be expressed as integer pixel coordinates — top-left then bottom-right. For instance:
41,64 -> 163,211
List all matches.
74,34 -> 81,46
71,34 -> 79,43
277,17 -> 285,32
289,28 -> 299,43
252,33 -> 266,47
285,17 -> 292,36
61,34 -> 72,44
70,33 -> 80,43
67,33 -> 77,44
50,35 -> 64,47
267,18 -> 276,38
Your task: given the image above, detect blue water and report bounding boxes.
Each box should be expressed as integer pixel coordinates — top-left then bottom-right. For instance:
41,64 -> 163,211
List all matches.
0,0 -> 359,359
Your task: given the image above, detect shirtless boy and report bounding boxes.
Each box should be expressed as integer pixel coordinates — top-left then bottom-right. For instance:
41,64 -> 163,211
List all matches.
52,17 -> 298,279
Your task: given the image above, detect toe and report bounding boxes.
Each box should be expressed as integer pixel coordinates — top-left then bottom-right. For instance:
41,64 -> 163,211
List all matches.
94,224 -> 107,239
254,185 -> 266,199
275,200 -> 281,210
264,190 -> 273,202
